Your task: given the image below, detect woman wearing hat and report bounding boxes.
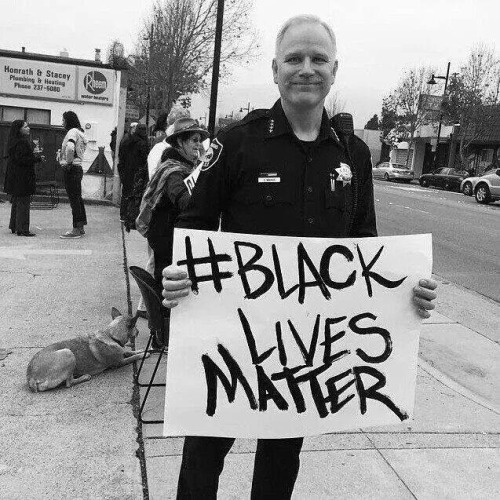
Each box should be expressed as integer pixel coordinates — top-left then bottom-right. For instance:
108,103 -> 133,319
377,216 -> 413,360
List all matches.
136,117 -> 209,285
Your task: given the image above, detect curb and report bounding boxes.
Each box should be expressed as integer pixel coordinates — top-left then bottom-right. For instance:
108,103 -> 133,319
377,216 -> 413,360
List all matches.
0,191 -> 116,207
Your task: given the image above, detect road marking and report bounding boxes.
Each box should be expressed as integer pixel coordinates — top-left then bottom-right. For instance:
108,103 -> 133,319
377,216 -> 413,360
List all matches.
385,202 -> 430,214
0,246 -> 92,260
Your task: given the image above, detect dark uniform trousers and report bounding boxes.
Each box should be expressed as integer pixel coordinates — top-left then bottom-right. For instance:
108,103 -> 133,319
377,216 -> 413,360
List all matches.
63,165 -> 87,228
175,100 -> 377,499
177,436 -> 304,499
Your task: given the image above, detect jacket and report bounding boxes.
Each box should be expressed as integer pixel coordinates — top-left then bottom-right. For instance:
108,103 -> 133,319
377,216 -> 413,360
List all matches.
118,131 -> 149,189
177,99 -> 377,239
4,138 -> 38,197
138,147 -> 194,281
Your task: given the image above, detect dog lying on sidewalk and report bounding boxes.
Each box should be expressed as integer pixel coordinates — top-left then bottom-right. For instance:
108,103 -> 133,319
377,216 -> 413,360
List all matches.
27,307 -> 149,392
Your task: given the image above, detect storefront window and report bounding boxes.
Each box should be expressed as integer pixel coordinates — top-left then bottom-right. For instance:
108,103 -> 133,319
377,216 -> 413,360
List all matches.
0,106 -> 51,124
1,106 -> 24,122
27,108 -> 50,125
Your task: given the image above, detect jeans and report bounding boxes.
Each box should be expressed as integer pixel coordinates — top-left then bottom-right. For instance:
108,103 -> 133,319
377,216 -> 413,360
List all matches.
63,166 -> 87,228
9,195 -> 30,233
177,436 -> 304,499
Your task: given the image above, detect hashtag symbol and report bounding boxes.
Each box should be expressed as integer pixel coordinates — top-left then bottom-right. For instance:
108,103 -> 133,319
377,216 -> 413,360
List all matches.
176,236 -> 233,294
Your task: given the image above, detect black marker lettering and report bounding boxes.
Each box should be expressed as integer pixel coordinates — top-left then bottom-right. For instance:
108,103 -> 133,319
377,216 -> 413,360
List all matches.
356,245 -> 407,297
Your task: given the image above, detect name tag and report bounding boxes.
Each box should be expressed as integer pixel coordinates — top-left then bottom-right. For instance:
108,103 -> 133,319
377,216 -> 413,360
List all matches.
258,172 -> 281,183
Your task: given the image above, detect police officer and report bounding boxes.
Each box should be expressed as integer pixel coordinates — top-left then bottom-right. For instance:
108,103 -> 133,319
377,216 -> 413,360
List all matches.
162,14 -> 438,499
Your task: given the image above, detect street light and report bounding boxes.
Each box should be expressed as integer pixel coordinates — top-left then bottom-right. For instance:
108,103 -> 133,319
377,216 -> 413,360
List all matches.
239,102 -> 252,115
427,62 -> 450,167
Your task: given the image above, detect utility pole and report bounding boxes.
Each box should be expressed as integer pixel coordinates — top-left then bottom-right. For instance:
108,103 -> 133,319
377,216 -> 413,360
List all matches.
208,0 -> 225,138
145,23 -> 154,136
428,62 -> 451,167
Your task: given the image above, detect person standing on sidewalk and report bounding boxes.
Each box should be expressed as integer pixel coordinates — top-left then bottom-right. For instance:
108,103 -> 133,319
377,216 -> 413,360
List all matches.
59,111 -> 88,239
161,15 -> 438,499
4,120 -> 43,236
119,123 -> 149,225
135,118 -> 174,319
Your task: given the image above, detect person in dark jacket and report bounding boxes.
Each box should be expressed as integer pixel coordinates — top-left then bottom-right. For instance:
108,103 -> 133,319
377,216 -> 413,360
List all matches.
136,117 -> 208,284
118,123 -> 148,222
4,120 -> 41,236
110,127 -> 117,161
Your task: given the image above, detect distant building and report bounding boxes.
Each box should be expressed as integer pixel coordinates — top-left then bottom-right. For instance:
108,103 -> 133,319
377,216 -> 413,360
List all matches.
0,48 -> 127,200
354,128 -> 382,165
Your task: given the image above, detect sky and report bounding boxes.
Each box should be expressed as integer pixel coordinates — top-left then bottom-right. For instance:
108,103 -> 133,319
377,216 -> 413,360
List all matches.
1,0 -> 499,128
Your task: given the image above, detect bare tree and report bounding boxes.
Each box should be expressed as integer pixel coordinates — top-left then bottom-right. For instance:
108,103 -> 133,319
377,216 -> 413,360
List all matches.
325,91 -> 346,118
128,0 -> 259,116
382,66 -> 434,166
443,44 -> 500,169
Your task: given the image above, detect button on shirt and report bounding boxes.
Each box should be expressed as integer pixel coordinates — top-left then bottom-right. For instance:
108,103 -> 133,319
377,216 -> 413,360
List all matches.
178,100 -> 377,239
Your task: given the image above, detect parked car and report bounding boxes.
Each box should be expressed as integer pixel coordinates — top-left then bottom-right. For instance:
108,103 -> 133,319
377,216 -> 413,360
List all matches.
419,168 -> 469,191
372,162 -> 414,183
460,169 -> 500,204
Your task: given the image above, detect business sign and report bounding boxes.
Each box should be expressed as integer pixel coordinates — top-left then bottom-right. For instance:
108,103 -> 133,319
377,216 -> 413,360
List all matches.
0,57 -> 76,101
419,94 -> 443,112
125,102 -> 140,120
77,68 -> 114,105
0,56 -> 114,105
164,230 -> 432,439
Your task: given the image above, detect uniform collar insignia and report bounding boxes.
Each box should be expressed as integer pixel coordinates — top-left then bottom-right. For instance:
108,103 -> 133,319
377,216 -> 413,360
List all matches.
268,119 -> 275,134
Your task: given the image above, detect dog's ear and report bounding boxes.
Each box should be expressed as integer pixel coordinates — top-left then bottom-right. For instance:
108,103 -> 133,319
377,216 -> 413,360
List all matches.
127,313 -> 139,329
111,307 -> 121,319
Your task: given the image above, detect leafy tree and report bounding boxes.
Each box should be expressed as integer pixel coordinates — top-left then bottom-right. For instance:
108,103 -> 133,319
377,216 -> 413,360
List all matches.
364,114 -> 379,130
128,0 -> 258,117
442,44 -> 500,169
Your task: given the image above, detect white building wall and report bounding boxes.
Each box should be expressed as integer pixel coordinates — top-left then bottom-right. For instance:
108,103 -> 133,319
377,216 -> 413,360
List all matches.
0,70 -> 122,199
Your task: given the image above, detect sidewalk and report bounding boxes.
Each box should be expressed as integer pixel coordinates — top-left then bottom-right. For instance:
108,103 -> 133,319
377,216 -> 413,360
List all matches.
0,201 -> 499,499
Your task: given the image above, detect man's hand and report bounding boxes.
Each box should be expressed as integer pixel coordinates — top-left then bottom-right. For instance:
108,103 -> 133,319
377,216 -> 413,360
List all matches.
413,278 -> 438,319
162,265 -> 192,308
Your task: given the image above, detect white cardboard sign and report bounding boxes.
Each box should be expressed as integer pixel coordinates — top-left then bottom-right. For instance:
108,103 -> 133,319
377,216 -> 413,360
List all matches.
164,230 -> 432,439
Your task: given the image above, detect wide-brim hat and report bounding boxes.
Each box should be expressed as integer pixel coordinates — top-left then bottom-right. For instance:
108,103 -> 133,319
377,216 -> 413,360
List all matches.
166,117 -> 209,145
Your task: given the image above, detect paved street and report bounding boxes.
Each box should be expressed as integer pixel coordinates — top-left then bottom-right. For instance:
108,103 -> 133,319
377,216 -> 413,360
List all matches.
374,180 -> 500,303
0,199 -> 499,499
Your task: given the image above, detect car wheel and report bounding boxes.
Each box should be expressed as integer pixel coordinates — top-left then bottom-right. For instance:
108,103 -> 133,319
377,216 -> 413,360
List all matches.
462,182 -> 473,196
384,173 -> 390,181
475,184 -> 492,204
420,178 -> 429,187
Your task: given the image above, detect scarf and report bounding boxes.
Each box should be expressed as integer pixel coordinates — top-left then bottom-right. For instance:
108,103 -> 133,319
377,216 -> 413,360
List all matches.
135,158 -> 193,237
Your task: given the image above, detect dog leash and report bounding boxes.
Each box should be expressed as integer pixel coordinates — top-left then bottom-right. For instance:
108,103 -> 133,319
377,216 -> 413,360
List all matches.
120,222 -> 133,317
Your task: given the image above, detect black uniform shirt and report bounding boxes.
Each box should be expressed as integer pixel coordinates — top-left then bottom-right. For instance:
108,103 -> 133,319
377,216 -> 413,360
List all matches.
177,100 -> 377,239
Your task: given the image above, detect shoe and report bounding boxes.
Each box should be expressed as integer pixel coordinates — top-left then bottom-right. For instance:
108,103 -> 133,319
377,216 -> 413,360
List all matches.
151,333 -> 165,351
79,228 -> 85,235
60,230 -> 82,239
17,231 -> 36,237
137,310 -> 148,320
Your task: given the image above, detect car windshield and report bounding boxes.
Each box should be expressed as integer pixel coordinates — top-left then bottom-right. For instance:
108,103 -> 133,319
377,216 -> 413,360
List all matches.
451,169 -> 468,176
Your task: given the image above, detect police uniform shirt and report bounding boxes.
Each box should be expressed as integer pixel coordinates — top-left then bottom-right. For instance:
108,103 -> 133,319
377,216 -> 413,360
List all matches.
177,99 -> 377,239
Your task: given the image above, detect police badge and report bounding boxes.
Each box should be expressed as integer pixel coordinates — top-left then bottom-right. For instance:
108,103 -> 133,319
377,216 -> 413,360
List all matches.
201,138 -> 224,171
335,162 -> 352,187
